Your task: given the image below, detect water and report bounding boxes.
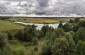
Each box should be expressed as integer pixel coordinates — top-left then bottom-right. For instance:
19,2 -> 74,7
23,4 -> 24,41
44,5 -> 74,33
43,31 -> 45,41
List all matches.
14,22 -> 66,30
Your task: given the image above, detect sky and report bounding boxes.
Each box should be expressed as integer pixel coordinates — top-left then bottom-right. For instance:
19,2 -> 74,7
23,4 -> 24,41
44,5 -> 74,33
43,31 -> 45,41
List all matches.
0,0 -> 85,16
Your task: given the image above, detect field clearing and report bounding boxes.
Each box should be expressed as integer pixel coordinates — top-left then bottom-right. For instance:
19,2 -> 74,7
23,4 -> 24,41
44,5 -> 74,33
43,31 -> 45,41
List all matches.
7,18 -> 64,24
0,20 -> 24,32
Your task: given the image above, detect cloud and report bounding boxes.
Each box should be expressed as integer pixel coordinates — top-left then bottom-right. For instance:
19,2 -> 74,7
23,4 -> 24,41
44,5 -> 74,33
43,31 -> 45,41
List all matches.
0,0 -> 85,15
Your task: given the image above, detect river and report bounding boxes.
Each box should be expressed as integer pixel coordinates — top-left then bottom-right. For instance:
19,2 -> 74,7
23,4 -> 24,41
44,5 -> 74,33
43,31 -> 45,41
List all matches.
14,22 -> 66,30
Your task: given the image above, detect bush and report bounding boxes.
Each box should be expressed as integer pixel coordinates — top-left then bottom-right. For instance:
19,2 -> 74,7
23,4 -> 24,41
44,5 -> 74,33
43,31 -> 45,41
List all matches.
14,30 -> 24,42
3,45 -> 13,55
0,33 -> 6,50
13,46 -> 25,55
7,32 -> 13,40
32,37 -> 38,45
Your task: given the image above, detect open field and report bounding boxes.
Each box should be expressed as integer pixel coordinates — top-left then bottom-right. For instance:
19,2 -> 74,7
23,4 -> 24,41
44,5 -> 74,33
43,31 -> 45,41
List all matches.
7,18 -> 65,24
0,20 -> 24,32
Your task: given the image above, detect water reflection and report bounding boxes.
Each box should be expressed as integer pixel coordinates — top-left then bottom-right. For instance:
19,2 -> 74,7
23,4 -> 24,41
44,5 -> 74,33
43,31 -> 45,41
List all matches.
14,22 -> 66,30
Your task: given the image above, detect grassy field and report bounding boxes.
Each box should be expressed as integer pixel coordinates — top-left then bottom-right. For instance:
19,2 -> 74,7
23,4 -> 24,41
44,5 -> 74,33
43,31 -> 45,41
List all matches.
0,20 -> 24,32
7,18 -> 64,24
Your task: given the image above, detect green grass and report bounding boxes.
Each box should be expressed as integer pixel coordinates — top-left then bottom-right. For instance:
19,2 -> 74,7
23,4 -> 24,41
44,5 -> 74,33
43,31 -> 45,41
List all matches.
0,20 -> 24,32
7,18 -> 62,24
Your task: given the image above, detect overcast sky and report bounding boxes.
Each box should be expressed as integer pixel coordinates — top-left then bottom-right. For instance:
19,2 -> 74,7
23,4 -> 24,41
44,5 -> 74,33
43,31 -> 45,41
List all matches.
0,0 -> 85,15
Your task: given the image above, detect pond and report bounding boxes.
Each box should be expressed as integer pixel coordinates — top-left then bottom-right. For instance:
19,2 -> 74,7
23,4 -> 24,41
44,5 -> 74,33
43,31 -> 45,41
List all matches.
14,22 -> 66,30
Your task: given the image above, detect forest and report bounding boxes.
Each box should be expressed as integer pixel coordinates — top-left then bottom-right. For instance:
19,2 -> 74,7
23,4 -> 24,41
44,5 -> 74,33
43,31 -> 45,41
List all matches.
0,17 -> 85,55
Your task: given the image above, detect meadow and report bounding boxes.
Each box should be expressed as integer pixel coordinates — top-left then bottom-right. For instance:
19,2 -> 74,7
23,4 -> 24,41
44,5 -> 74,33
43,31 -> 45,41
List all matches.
7,17 -> 65,24
0,20 -> 24,32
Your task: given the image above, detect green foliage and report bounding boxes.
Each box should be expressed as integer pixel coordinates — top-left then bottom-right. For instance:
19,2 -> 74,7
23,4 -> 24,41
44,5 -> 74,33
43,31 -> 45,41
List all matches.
32,37 -> 38,45
0,17 -> 10,20
54,28 -> 65,37
51,37 -> 69,55
45,31 -> 55,41
63,23 -> 71,32
0,34 -> 6,50
65,33 -> 76,55
72,24 -> 80,32
41,25 -> 50,36
3,45 -> 13,55
14,30 -> 24,42
7,32 -> 13,40
75,27 -> 85,43
74,18 -> 80,23
34,46 -> 38,51
24,25 -> 36,42
13,46 -> 25,55
58,21 -> 63,28
0,49 -> 2,55
76,41 -> 85,55
78,20 -> 85,27
1,18 -> 85,55
35,30 -> 44,39
40,40 -> 52,55
69,19 -> 74,23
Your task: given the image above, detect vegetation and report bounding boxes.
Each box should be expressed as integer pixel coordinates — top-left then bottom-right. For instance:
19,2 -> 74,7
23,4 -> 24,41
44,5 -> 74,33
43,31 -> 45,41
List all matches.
0,20 -> 24,32
7,18 -> 63,24
0,17 -> 85,55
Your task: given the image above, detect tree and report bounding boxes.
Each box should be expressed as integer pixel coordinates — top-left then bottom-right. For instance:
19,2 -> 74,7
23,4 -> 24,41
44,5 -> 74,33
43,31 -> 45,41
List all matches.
41,25 -> 50,36
78,20 -> 85,28
65,33 -> 76,55
14,30 -> 24,42
24,25 -> 37,42
51,37 -> 69,55
45,31 -> 55,41
41,25 -> 54,36
63,23 -> 71,32
7,32 -> 13,40
75,27 -> 85,43
35,30 -> 44,39
40,40 -> 52,55
76,41 -> 85,55
58,21 -> 63,28
74,18 -> 80,23
54,28 -> 65,37
72,24 -> 80,32
69,19 -> 74,23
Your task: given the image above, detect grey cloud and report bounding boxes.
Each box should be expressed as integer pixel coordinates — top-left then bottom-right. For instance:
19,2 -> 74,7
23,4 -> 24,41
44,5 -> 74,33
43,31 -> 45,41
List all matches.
0,0 -> 85,15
